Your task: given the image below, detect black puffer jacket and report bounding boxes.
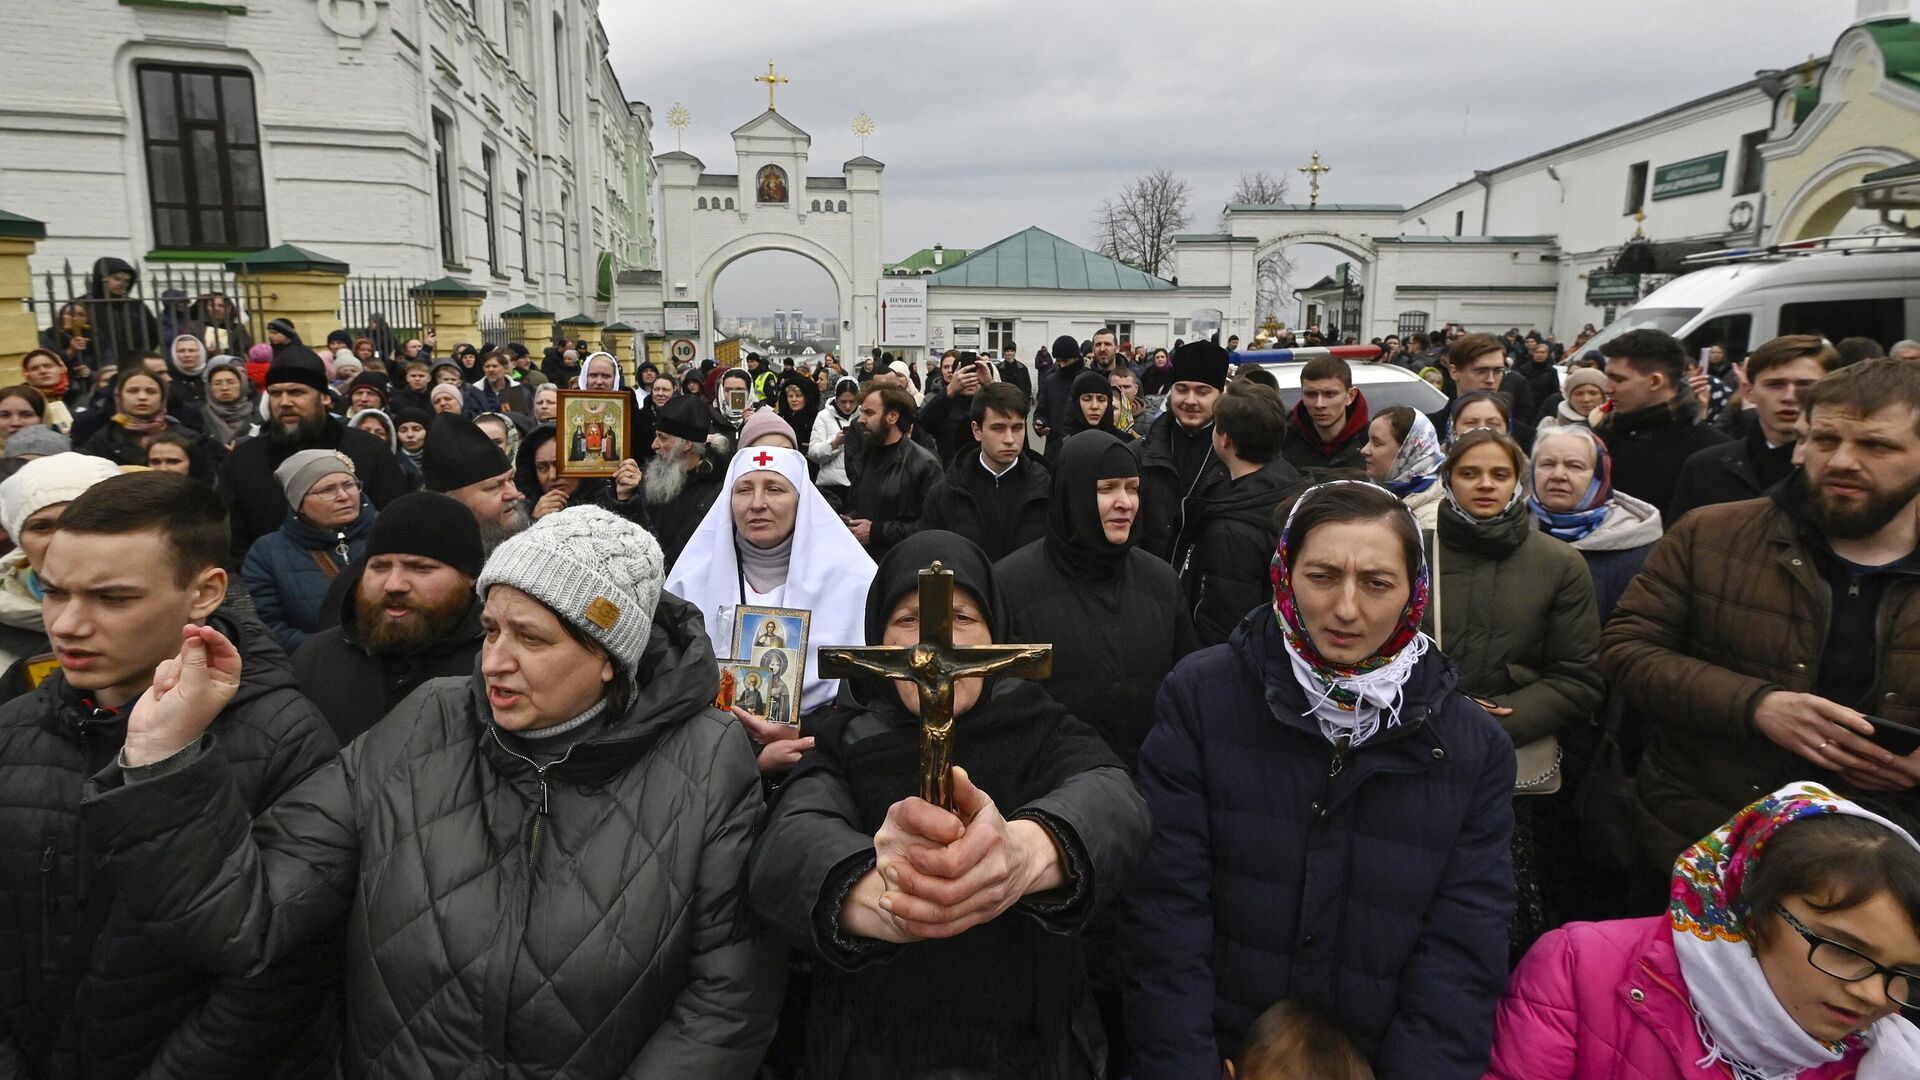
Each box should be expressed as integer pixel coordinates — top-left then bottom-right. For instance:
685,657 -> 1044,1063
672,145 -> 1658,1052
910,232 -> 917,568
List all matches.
0,611 -> 338,1079
846,434 -> 941,560
1595,396 -> 1730,524
1176,461 -> 1302,646
84,594 -> 783,1078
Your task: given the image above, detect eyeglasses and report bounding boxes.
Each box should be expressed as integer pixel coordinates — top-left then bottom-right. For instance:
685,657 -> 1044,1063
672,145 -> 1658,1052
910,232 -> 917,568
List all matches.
308,479 -> 361,501
1773,902 -> 1919,1007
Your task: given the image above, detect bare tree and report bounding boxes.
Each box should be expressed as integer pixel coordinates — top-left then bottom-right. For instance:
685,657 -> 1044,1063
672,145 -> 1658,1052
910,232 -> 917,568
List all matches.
1094,168 -> 1191,278
1221,170 -> 1297,322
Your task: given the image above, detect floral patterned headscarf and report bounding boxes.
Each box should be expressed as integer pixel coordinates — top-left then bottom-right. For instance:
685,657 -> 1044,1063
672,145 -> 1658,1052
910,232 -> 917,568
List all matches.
1671,782 -> 1920,1080
1269,480 -> 1432,745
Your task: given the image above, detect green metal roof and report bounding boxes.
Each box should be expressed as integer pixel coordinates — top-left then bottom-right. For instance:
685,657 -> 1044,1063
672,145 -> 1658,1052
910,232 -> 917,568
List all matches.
1867,19 -> 1920,91
1864,160 -> 1920,183
410,276 -> 488,298
0,209 -> 47,240
500,302 -> 554,318
601,322 -> 636,332
884,246 -> 973,274
925,227 -> 1175,291
556,312 -> 601,326
224,243 -> 348,274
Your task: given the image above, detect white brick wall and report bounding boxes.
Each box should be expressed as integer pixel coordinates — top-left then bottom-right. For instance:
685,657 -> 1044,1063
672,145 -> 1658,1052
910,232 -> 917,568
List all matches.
0,0 -> 652,320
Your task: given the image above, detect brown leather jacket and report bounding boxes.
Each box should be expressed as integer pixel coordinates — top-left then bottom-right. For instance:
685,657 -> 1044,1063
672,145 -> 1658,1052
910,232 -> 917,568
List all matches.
1598,495 -> 1920,869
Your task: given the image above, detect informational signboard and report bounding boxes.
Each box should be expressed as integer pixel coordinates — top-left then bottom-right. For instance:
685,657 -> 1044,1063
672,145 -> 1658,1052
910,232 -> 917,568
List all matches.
878,277 -> 927,346
951,321 -> 981,352
1652,152 -> 1728,201
664,302 -> 701,334
670,338 -> 699,365
1586,272 -> 1641,304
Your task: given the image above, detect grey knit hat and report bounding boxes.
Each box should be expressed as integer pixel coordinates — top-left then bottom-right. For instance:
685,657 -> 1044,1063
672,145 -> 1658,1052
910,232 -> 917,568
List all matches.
476,505 -> 663,676
4,425 -> 72,459
274,448 -> 355,508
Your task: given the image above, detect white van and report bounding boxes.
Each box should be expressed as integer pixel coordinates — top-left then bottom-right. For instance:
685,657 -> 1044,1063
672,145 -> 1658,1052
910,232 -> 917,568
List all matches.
1578,237 -> 1920,362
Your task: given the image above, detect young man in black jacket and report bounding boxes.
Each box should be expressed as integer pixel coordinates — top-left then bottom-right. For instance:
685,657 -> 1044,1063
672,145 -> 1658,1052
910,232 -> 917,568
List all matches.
915,382 -> 1050,561
1135,340 -> 1232,561
1595,328 -> 1730,523
1668,334 -> 1836,523
0,473 -> 337,1078
1179,381 -> 1302,645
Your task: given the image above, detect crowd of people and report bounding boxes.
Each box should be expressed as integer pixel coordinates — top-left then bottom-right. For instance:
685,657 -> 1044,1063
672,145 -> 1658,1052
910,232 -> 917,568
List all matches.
1,280 -> 1919,1080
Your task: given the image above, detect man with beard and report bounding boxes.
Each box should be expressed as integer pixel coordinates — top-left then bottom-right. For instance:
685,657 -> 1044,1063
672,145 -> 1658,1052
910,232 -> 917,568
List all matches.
292,491 -> 485,743
218,344 -> 408,559
844,380 -> 940,559
420,413 -> 528,553
643,394 -> 728,565
1134,339 -> 1232,561
1600,358 -> 1920,878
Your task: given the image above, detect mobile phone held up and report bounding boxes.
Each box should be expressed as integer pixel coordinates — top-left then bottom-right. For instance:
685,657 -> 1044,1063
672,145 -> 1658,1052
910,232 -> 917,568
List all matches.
1867,715 -> 1920,758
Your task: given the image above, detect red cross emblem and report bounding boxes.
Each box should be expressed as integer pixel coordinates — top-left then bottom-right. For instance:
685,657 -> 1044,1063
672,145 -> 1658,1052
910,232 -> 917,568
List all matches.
753,451 -> 775,467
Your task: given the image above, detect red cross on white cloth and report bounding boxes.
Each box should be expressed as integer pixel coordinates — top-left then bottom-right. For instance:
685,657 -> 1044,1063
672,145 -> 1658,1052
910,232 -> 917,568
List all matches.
752,451 -> 775,467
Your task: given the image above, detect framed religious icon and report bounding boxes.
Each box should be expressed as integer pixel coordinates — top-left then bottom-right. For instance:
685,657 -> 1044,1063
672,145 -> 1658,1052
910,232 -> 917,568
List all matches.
733,605 -> 808,726
555,389 -> 632,478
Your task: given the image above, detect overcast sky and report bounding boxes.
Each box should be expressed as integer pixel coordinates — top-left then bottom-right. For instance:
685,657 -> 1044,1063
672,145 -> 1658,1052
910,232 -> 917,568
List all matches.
605,0 -> 1858,317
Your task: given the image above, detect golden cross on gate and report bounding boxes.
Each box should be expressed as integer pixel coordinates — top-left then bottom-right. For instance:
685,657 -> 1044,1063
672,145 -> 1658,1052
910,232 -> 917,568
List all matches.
1298,151 -> 1332,208
755,60 -> 789,112
818,562 -> 1051,811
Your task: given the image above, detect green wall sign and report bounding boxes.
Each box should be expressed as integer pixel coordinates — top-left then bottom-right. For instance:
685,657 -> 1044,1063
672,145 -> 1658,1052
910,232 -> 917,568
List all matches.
1586,272 -> 1641,304
1652,151 -> 1728,201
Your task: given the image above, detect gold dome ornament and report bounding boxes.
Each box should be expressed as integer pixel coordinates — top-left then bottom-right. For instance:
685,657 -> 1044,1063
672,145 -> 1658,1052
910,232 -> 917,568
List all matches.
852,112 -> 875,155
665,102 -> 690,151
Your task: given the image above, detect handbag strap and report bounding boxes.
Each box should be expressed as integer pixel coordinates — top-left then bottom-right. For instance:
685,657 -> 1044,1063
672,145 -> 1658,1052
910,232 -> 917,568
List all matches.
1427,531 -> 1444,652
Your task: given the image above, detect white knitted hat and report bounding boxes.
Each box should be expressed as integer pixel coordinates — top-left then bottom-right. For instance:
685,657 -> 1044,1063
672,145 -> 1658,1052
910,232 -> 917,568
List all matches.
0,452 -> 123,540
476,505 -> 663,675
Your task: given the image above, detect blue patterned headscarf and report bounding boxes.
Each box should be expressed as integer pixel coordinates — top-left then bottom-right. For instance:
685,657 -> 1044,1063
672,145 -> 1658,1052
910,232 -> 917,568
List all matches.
1528,428 -> 1613,541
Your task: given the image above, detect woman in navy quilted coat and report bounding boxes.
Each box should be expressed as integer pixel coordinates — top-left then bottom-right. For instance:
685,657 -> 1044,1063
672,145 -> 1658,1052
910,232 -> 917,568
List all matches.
1122,480 -> 1516,1080
83,506 -> 783,1079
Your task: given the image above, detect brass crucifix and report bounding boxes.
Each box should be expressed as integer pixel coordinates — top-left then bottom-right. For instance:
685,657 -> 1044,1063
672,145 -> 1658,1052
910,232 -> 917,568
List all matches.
818,562 -> 1051,811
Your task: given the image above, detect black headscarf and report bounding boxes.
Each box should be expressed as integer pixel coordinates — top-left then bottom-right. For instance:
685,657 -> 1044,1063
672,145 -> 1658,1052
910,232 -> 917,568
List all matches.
1043,431 -> 1140,582
776,370 -> 822,447
1061,368 -> 1121,438
846,530 -> 1005,711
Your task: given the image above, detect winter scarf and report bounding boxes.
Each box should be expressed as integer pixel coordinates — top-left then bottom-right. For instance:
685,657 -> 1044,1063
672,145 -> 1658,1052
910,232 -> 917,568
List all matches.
1270,480 -> 1432,746
202,357 -> 258,445
1528,434 -> 1615,542
1670,782 -> 1920,1080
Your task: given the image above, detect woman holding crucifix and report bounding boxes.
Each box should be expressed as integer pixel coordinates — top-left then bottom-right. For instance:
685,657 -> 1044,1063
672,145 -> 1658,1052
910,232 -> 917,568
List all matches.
747,530 -> 1150,1079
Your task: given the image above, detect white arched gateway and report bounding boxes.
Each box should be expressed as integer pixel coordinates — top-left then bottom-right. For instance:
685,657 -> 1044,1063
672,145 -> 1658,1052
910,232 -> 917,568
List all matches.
651,107 -> 883,357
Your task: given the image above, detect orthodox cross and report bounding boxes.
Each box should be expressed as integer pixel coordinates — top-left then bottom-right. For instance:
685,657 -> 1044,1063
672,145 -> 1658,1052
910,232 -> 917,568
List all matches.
818,562 -> 1051,811
1298,151 -> 1333,208
755,61 -> 789,112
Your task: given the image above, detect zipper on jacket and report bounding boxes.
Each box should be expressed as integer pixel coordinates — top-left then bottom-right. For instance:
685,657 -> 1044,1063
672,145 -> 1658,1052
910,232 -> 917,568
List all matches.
487,725 -> 577,872
39,838 -> 57,973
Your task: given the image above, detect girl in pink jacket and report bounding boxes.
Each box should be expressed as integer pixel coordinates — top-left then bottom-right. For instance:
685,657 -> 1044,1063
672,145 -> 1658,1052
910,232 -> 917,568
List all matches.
1486,782 -> 1920,1080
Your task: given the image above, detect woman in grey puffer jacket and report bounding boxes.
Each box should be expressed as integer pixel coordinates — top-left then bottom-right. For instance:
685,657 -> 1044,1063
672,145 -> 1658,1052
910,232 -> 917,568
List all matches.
83,506 -> 783,1079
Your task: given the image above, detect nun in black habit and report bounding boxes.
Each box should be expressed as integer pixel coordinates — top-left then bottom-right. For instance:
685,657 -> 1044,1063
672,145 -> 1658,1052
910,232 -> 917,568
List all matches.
997,430 -> 1197,770
746,530 -> 1149,1080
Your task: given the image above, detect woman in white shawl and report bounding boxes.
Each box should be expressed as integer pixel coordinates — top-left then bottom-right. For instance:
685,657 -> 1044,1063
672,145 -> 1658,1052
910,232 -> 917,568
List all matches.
665,444 -> 875,774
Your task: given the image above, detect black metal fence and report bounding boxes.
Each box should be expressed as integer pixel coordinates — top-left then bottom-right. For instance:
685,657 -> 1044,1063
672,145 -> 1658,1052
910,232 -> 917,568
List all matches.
27,259 -> 267,377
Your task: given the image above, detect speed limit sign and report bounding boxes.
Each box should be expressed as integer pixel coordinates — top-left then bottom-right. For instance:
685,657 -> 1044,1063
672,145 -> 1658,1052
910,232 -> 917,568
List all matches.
670,338 -> 697,364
